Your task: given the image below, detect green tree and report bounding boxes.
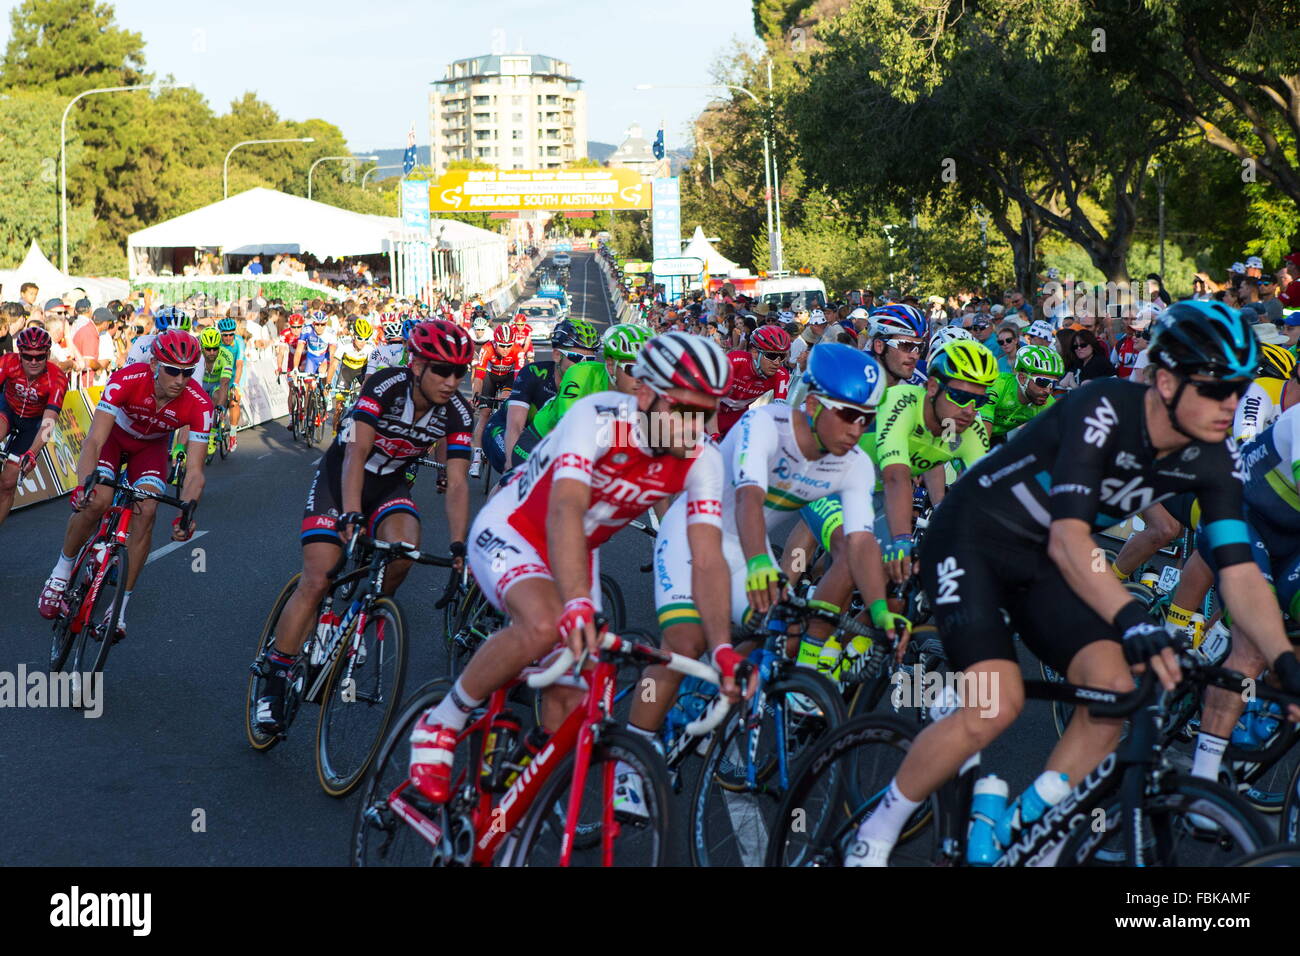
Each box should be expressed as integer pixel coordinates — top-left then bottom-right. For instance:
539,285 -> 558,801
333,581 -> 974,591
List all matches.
0,0 -> 145,94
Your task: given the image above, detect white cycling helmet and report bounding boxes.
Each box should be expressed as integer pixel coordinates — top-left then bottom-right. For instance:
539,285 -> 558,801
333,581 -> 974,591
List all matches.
927,325 -> 976,363
1026,319 -> 1056,340
632,331 -> 732,397
470,316 -> 492,342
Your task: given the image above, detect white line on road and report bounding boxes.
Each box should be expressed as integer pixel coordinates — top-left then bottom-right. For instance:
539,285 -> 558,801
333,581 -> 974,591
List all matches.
146,529 -> 209,565
258,453 -> 270,460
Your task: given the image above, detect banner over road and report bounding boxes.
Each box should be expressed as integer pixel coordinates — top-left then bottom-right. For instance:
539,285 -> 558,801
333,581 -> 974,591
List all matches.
429,169 -> 653,212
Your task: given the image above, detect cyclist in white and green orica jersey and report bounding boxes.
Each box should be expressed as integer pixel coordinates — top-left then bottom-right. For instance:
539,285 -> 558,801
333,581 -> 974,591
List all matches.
979,344 -> 1064,442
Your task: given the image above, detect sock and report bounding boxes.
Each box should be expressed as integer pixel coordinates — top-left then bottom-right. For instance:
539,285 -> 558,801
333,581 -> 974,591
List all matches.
119,590 -> 132,623
428,677 -> 483,732
1166,603 -> 1195,630
1109,562 -> 1129,581
52,550 -> 75,581
855,778 -> 923,846
626,723 -> 657,743
1191,732 -> 1228,781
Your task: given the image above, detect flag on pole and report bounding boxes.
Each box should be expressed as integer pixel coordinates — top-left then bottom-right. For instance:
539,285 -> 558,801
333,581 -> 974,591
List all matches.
403,124 -> 417,175
652,128 -> 665,161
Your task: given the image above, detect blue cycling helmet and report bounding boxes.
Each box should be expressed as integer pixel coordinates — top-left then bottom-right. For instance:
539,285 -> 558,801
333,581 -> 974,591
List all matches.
1148,300 -> 1258,381
217,317 -> 237,333
401,318 -> 418,340
869,304 -> 928,341
800,343 -> 887,410
154,305 -> 191,332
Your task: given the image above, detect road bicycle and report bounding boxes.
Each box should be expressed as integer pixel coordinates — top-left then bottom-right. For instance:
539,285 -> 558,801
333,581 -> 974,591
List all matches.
205,404 -> 231,465
49,472 -> 195,703
331,377 -> 362,438
301,377 -> 329,447
287,372 -> 307,440
765,655 -> 1285,867
352,629 -> 730,866
246,531 -> 453,797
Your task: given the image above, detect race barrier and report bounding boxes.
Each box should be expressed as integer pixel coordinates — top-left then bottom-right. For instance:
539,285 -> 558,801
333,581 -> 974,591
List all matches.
14,346 -> 289,511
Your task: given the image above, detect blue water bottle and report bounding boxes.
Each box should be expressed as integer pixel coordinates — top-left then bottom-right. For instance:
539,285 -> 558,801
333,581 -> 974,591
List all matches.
994,771 -> 1070,849
966,775 -> 1008,865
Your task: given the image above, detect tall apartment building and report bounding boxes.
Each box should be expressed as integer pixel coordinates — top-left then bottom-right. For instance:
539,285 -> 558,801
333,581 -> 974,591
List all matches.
429,54 -> 588,177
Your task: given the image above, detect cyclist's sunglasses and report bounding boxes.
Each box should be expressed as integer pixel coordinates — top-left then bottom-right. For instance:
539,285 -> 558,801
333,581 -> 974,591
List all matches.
19,351 -> 48,362
559,350 -> 594,364
160,364 -> 196,378
220,331 -> 236,337
760,351 -> 789,362
885,338 -> 923,354
1189,377 -> 1251,401
940,383 -> 992,408
1029,376 -> 1059,390
424,361 -> 469,379
650,387 -> 714,416
817,395 -> 874,426
201,346 -> 219,353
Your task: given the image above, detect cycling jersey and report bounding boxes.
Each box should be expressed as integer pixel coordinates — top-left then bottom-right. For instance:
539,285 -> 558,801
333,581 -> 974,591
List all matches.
873,383 -> 990,475
201,345 -> 235,395
484,361 -> 558,472
297,328 -> 334,375
223,333 -> 247,386
468,391 -> 723,609
1234,377 -> 1289,443
323,364 -> 473,477
0,353 -> 68,420
98,363 -> 213,443
531,360 -> 608,438
126,332 -> 207,383
979,372 -> 1055,439
278,328 -> 301,374
336,340 -> 373,371
366,342 -> 406,377
473,341 -> 527,380
1111,334 -> 1144,379
717,351 -> 790,436
654,403 -> 877,629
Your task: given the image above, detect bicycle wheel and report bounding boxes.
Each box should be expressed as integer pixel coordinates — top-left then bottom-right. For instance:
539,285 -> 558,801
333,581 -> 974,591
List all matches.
1230,723 -> 1300,815
317,595 -> 410,798
353,679 -> 476,867
307,391 -> 322,446
1278,755 -> 1300,842
289,389 -> 301,439
68,544 -> 128,705
1058,774 -> 1272,866
690,667 -> 846,867
1233,844 -> 1300,866
218,415 -> 230,460
49,545 -> 96,672
765,713 -> 935,867
599,573 -> 627,634
506,727 -> 671,867
445,578 -> 499,678
245,573 -> 301,752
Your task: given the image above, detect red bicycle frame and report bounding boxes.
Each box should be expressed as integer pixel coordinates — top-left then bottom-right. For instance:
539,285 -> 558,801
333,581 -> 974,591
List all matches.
384,654 -> 622,867
69,497 -> 134,634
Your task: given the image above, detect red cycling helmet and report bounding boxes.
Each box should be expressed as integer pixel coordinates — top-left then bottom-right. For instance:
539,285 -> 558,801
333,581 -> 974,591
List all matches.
751,325 -> 792,353
289,313 -> 304,328
493,324 -> 515,348
513,312 -> 528,324
409,319 -> 474,364
152,329 -> 202,367
16,326 -> 52,353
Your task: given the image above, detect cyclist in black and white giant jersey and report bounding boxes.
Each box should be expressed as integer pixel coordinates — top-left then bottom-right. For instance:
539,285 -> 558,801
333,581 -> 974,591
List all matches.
847,300 -> 1300,867
253,320 -> 475,734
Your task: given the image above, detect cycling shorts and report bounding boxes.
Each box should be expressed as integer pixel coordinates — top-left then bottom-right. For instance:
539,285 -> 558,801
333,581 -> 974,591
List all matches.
919,505 -> 1122,674
652,495 -> 757,630
300,465 -> 420,547
95,426 -> 169,494
799,491 -> 889,551
335,364 -> 364,395
1197,484 -> 1298,617
479,372 -> 514,403
484,422 -> 539,476
300,356 -> 329,377
467,489 -> 601,613
0,405 -> 45,458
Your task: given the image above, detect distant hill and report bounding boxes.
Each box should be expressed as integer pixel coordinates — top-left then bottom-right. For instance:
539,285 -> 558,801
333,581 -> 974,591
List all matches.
360,142 -> 691,179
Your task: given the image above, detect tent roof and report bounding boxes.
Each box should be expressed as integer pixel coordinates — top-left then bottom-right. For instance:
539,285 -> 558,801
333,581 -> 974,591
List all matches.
681,225 -> 739,276
127,187 -> 503,264
0,240 -> 128,305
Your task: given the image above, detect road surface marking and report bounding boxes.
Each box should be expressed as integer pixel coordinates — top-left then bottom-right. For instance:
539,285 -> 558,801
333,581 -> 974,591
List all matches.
146,529 -> 209,565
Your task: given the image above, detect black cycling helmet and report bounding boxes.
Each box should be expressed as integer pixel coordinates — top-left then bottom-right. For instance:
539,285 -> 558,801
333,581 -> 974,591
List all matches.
1147,300 -> 1258,381
550,318 -> 600,351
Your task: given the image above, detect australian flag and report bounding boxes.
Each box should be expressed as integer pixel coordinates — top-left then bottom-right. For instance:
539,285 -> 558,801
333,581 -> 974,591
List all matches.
652,128 -> 664,160
403,124 -> 416,175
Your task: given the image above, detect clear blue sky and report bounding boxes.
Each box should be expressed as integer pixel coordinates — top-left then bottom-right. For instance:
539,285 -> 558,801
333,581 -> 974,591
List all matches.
0,0 -> 758,152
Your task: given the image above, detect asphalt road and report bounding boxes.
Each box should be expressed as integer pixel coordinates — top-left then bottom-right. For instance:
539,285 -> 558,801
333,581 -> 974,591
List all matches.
0,251 -> 1064,865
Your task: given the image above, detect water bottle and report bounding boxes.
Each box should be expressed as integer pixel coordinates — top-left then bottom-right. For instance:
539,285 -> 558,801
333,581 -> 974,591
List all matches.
966,775 -> 1008,865
994,771 -> 1070,848
1234,698 -> 1284,747
481,709 -> 523,791
502,725 -> 549,791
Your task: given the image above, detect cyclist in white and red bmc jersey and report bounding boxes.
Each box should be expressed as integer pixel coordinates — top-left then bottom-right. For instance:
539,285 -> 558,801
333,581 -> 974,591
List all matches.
37,331 -> 212,636
716,323 -> 791,437
409,332 -> 738,805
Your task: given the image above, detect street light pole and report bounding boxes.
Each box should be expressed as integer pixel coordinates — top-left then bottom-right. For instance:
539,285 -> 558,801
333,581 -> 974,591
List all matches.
308,155 -> 379,200
61,81 -> 187,272
224,137 -> 315,200
635,82 -> 777,271
1154,159 -> 1167,279
767,57 -> 784,273
362,164 -> 403,188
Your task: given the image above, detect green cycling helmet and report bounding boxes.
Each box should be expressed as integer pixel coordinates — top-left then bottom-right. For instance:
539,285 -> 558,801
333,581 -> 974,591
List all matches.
1014,344 -> 1064,378
602,323 -> 654,361
565,317 -> 602,350
198,327 -> 221,349
930,338 -> 999,387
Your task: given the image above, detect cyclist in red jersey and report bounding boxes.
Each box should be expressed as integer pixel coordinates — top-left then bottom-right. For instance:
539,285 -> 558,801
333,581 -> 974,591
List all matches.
37,331 -> 212,634
470,324 -> 528,460
0,327 -> 69,526
409,332 -> 742,804
512,312 -> 536,364
716,324 -> 792,436
277,313 -> 304,375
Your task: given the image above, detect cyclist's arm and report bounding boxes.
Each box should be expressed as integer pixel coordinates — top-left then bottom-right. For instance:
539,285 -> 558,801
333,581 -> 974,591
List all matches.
180,425 -> 209,505
292,339 -> 305,372
548,476 -> 597,652
27,408 -> 59,460
502,402 -> 529,464
340,419 -> 376,524
441,423 -> 473,550
921,464 -> 947,507
76,409 -> 117,484
882,462 -> 915,540
1046,518 -> 1133,627
731,411 -> 780,607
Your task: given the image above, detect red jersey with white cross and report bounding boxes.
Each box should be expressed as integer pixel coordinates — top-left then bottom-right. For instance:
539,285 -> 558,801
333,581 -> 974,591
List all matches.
474,341 -> 528,380
0,353 -> 68,419
502,391 -> 723,560
717,350 -> 790,435
97,363 -> 213,443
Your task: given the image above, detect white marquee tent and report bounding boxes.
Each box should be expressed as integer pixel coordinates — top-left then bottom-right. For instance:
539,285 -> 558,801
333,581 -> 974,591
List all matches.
682,225 -> 740,276
0,241 -> 128,306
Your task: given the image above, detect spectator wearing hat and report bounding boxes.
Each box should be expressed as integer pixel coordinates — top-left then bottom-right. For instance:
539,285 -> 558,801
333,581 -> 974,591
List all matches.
966,310 -> 999,356
1283,309 -> 1300,348
790,309 -> 828,370
1026,319 -> 1056,348
85,308 -> 117,387
1251,314 -> 1290,346
1111,308 -> 1155,379
1145,273 -> 1173,308
1191,273 -> 1215,301
1257,271 -> 1285,324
